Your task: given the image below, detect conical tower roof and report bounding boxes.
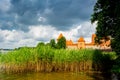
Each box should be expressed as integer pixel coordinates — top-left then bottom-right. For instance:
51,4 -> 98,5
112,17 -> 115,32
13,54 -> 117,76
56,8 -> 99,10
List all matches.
57,33 -> 63,40
78,37 -> 85,42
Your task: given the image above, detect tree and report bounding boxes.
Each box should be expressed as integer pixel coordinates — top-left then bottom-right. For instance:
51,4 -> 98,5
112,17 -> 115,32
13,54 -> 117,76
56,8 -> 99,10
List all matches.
57,36 -> 66,49
46,43 -> 50,46
91,0 -> 120,55
36,42 -> 45,48
50,39 -> 56,48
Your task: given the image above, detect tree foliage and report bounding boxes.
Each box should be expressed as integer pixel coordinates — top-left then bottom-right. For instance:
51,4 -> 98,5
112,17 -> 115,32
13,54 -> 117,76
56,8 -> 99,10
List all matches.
36,42 -> 45,48
50,39 -> 56,48
91,0 -> 120,55
57,36 -> 66,49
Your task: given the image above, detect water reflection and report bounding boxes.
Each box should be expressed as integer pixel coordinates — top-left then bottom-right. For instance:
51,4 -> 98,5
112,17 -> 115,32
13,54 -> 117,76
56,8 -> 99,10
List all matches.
0,72 -> 113,80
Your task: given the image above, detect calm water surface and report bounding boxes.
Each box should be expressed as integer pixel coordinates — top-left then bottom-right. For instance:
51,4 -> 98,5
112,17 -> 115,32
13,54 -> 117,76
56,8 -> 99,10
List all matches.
0,72 -> 111,80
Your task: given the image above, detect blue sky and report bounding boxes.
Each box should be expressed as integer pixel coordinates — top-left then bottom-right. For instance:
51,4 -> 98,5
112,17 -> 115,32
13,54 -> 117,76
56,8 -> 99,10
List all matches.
0,0 -> 97,49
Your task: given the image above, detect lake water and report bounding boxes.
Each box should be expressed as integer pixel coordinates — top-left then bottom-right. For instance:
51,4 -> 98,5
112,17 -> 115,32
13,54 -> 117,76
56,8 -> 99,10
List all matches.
0,72 -> 112,80
0,49 -> 13,53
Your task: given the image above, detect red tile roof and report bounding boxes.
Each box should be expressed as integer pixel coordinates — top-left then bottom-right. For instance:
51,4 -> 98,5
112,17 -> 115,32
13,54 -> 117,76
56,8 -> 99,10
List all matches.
78,37 -> 85,42
66,40 -> 73,45
57,33 -> 63,40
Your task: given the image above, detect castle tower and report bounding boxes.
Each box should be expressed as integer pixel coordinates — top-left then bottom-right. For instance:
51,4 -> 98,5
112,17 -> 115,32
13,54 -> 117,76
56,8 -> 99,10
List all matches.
91,34 -> 96,45
78,37 -> 85,49
66,39 -> 73,45
57,33 -> 63,41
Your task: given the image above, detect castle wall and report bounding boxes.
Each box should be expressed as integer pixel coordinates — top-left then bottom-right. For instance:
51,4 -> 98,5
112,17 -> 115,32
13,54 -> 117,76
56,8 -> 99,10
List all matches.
85,45 -> 100,49
67,45 -> 77,49
77,42 -> 85,49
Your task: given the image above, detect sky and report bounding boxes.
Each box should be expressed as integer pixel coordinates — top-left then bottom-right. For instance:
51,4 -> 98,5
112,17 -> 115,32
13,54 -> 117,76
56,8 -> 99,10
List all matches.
0,0 -> 97,49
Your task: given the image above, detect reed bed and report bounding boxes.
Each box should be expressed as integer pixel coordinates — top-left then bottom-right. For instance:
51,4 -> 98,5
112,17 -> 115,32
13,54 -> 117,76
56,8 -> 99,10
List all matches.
0,46 -> 116,73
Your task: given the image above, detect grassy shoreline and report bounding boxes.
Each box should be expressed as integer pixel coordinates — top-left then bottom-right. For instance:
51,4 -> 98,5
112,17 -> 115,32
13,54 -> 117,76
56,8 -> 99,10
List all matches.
0,46 -> 116,73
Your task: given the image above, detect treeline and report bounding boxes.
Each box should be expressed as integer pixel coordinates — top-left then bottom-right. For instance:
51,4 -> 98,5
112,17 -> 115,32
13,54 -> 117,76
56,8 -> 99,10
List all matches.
17,36 -> 66,50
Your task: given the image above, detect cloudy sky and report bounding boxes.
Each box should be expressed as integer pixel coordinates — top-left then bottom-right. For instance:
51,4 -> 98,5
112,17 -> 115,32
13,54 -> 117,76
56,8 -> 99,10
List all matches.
0,0 -> 97,49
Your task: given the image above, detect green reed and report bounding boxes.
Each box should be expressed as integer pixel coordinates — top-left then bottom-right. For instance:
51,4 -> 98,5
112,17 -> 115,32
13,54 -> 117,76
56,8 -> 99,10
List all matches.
0,46 -> 116,73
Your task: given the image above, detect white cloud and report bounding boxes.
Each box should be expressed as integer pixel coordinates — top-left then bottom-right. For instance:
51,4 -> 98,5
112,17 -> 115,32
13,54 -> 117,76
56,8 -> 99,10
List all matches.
0,29 -> 23,42
28,25 -> 57,40
18,39 -> 37,47
38,17 -> 46,22
0,21 -> 96,49
58,21 -> 96,42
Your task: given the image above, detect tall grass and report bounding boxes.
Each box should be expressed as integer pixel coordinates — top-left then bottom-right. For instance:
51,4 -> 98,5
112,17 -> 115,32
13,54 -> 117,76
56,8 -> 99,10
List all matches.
0,46 -> 116,73
92,50 -> 116,72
